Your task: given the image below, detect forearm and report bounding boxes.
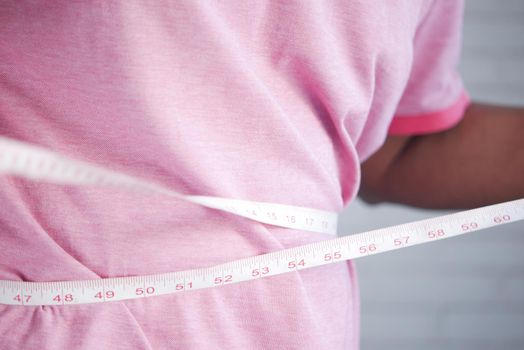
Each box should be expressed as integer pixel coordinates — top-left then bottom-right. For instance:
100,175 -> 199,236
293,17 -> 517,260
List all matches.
360,103 -> 524,209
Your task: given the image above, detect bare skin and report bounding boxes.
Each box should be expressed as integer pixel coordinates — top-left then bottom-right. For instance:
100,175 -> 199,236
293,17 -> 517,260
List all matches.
359,102 -> 524,209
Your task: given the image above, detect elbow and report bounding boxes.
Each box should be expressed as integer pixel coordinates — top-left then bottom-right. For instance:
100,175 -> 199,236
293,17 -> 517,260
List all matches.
358,174 -> 388,205
357,135 -> 414,205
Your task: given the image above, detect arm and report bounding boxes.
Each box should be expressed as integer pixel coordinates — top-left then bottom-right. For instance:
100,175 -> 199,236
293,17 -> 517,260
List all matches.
360,102 -> 524,209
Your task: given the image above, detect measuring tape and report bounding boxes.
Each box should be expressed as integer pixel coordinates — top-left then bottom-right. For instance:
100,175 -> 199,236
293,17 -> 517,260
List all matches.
0,136 -> 522,306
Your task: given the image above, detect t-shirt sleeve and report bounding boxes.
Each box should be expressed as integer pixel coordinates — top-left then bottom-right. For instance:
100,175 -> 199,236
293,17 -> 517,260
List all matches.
388,0 -> 471,136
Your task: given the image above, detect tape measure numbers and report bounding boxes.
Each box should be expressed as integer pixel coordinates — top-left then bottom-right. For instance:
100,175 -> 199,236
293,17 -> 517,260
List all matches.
0,137 -> 338,235
0,136 -> 522,306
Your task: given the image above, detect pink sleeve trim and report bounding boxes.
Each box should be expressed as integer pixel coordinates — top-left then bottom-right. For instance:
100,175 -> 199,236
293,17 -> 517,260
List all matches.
388,91 -> 471,136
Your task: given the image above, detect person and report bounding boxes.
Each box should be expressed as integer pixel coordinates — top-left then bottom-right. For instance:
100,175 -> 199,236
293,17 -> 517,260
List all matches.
0,1 -> 522,349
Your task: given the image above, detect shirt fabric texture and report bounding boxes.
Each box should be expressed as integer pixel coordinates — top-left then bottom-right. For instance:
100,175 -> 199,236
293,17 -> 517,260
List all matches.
0,1 -> 469,349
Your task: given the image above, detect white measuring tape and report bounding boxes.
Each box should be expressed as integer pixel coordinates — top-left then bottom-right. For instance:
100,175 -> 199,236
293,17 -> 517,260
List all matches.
0,136 -> 522,306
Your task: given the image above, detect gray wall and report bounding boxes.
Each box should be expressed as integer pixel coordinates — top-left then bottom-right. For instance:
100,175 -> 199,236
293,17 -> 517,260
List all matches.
338,1 -> 524,349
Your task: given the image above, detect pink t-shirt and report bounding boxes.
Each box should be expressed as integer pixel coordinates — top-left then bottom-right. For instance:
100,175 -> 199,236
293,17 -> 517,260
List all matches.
0,1 -> 469,349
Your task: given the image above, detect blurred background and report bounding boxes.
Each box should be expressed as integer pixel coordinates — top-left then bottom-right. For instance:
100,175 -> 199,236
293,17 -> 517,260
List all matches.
339,1 -> 524,349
